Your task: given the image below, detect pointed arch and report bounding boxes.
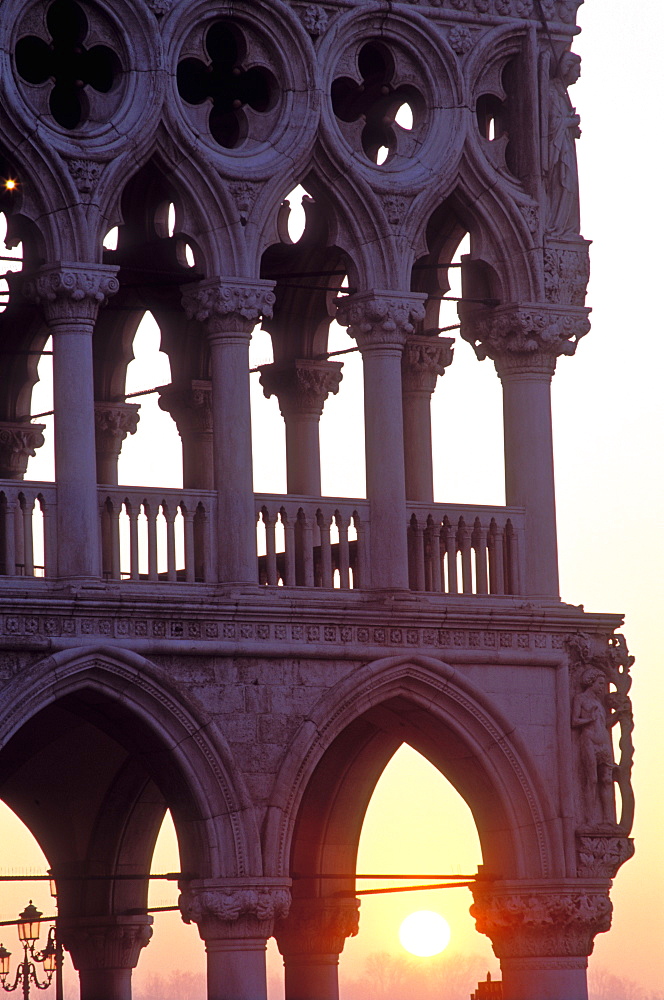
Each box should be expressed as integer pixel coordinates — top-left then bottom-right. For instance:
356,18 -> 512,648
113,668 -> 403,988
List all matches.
265,653 -> 564,886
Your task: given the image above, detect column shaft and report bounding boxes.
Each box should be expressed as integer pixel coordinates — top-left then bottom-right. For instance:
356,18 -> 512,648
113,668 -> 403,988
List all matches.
401,335 -> 454,503
78,968 -> 132,1000
284,413 -> 322,496
284,955 -> 340,1000
206,940 -> 268,1000
501,959 -> 589,1000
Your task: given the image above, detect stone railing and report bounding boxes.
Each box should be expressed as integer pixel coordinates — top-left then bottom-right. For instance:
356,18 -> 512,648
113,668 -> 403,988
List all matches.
255,494 -> 371,589
0,480 -> 55,578
99,486 -> 217,583
407,502 -> 525,596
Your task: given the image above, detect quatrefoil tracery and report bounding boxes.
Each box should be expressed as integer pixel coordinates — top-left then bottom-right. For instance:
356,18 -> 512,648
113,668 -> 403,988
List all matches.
177,22 -> 278,150
331,41 -> 424,165
15,0 -> 120,130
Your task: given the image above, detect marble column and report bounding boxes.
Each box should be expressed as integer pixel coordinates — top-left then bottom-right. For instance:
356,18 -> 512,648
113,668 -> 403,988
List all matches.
24,264 -> 119,579
460,304 -> 590,599
158,380 -> 213,490
0,421 -> 45,480
275,897 -> 360,1000
58,915 -> 152,1000
337,291 -> 426,590
182,279 -> 275,585
401,335 -> 454,502
470,882 -> 612,1000
94,402 -> 140,485
179,880 -> 291,1000
258,360 -> 343,496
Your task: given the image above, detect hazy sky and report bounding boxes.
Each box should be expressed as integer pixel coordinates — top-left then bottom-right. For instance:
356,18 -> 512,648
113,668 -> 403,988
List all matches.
1,1 -> 663,997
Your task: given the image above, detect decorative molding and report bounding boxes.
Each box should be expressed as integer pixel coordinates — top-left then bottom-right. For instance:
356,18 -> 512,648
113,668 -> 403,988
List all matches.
58,916 -> 153,971
576,835 -> 635,879
470,887 -> 612,958
275,896 -> 360,956
181,279 -> 276,337
567,633 -> 635,834
336,291 -> 426,349
0,423 -> 45,479
402,335 -> 454,394
24,265 -> 120,324
258,360 -> 343,417
459,304 -> 591,373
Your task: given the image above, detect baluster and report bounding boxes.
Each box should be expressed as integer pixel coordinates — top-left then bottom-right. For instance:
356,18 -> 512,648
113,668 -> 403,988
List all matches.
411,514 -> 425,591
1,493 -> 16,576
40,496 -> 55,579
263,508 -> 278,586
443,517 -> 457,594
336,512 -> 350,589
183,504 -> 195,583
489,520 -> 505,595
459,518 -> 473,594
20,495 -> 35,577
146,501 -> 158,582
164,503 -> 177,582
109,500 -> 121,581
299,510 -> 314,588
14,495 -> 25,575
200,504 -> 216,583
429,517 -> 442,593
127,501 -> 140,581
506,519 -> 523,595
473,517 -> 488,595
354,514 -> 369,589
283,510 -> 296,587
317,510 -> 333,589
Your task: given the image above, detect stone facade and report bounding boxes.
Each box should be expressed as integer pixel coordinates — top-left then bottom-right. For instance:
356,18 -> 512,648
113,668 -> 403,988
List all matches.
0,1 -> 633,999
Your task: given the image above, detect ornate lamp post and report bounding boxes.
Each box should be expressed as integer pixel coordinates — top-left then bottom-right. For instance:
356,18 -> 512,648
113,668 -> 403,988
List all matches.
0,902 -> 57,998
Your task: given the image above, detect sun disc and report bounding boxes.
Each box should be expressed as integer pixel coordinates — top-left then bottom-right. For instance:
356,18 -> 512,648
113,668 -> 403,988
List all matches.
399,910 -> 451,957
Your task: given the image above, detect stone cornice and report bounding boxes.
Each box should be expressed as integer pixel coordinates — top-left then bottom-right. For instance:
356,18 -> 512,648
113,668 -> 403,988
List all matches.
336,291 -> 427,349
181,278 -> 276,337
24,264 -> 120,324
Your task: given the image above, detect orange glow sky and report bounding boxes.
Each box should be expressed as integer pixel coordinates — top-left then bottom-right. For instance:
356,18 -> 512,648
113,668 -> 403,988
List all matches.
1,0 -> 663,996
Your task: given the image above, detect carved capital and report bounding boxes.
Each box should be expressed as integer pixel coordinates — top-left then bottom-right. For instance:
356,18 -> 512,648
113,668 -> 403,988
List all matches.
24,264 -> 120,324
544,241 -> 590,307
336,291 -> 426,349
258,360 -> 343,417
0,422 -> 45,479
158,381 -> 213,436
58,916 -> 152,971
567,632 -> 635,834
401,335 -> 454,394
459,303 -> 591,376
179,880 -> 291,941
94,403 -> 140,458
181,278 -> 276,338
470,884 -> 612,959
275,897 -> 360,957
576,835 -> 635,879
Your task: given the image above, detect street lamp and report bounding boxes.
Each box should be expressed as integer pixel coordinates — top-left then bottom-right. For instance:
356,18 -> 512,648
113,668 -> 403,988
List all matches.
0,902 -> 55,998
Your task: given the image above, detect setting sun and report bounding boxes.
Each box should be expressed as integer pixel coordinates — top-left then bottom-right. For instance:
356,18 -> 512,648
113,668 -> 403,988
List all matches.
399,911 -> 451,958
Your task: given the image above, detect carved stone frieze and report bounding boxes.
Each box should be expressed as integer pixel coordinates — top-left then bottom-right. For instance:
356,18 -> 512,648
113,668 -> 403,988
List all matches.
275,896 -> 360,957
94,403 -> 140,458
24,265 -> 120,324
295,0 -> 581,22
402,335 -> 454,394
158,382 -> 213,436
544,242 -> 590,306
181,279 -> 276,337
58,916 -> 153,971
459,304 -> 591,374
567,633 -> 635,834
470,886 -> 612,958
336,291 -> 426,349
258,360 -> 343,417
0,422 -> 46,479
576,835 -> 635,879
180,882 -> 291,941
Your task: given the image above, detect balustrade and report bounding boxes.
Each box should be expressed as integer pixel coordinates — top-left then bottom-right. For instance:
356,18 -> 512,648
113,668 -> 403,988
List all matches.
0,482 -> 526,597
407,502 -> 525,596
0,481 -> 55,578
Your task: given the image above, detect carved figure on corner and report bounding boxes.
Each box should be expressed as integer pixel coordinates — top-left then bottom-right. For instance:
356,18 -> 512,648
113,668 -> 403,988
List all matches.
546,52 -> 582,237
571,667 -> 618,827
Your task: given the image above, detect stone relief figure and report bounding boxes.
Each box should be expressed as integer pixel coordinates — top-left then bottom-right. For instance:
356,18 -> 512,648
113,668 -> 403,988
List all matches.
571,666 -> 618,828
546,51 -> 582,237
